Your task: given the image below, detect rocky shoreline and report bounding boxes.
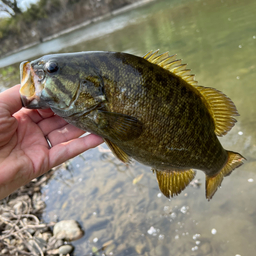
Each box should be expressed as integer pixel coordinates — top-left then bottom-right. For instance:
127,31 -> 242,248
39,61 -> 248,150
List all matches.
0,166 -> 84,256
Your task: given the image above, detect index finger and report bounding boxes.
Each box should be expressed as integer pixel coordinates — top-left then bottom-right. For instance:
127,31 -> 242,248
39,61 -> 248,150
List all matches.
0,84 -> 22,115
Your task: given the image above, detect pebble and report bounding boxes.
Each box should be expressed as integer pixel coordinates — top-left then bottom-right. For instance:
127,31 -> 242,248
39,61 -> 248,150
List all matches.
17,244 -> 25,251
48,236 -> 64,249
158,234 -> 165,240
211,228 -> 217,235
53,220 -> 84,241
41,232 -> 52,242
180,206 -> 188,214
147,226 -> 157,236
1,249 -> 8,254
58,244 -> 73,255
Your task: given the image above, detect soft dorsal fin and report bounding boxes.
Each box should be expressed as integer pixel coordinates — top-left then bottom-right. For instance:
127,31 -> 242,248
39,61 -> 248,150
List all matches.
143,50 -> 239,136
195,86 -> 239,136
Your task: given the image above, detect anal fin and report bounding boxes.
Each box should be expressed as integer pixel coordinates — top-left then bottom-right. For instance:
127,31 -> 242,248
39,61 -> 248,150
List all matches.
154,169 -> 196,198
104,138 -> 131,163
206,150 -> 245,200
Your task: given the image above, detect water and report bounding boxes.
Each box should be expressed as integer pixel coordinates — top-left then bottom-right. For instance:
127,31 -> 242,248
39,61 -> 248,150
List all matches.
1,0 -> 256,255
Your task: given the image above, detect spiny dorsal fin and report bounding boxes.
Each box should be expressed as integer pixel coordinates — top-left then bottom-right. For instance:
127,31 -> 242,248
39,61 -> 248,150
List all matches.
143,50 -> 239,136
143,50 -> 197,85
153,169 -> 196,198
206,151 -> 245,200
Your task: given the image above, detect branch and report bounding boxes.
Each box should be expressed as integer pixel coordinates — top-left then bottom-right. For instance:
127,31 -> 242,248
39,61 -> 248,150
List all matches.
0,0 -> 21,16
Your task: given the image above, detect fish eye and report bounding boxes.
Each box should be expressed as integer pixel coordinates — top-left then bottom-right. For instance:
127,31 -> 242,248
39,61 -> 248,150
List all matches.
45,61 -> 59,74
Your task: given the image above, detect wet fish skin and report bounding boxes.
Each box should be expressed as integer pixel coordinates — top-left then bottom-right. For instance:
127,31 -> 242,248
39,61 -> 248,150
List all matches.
19,51 -> 245,200
43,52 -> 224,172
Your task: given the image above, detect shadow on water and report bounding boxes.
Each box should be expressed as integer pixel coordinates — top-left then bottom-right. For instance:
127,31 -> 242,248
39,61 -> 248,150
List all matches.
1,0 -> 256,255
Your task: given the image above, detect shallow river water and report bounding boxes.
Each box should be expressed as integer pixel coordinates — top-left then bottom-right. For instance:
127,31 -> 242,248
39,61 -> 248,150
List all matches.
1,0 -> 256,255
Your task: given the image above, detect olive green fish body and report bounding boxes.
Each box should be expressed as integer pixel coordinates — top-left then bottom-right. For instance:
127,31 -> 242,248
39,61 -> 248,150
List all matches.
62,52 -> 227,174
19,50 -> 245,200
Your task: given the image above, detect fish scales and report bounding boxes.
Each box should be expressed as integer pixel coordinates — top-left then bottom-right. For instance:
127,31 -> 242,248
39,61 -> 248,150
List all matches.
84,52 -> 225,171
19,51 -> 245,200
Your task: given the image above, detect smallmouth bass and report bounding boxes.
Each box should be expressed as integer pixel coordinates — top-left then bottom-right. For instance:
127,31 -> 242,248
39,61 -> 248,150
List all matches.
19,50 -> 245,200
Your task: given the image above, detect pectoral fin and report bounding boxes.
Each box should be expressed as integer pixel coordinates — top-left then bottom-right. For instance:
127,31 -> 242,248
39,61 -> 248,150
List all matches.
104,138 -> 131,163
94,110 -> 143,141
154,169 -> 196,198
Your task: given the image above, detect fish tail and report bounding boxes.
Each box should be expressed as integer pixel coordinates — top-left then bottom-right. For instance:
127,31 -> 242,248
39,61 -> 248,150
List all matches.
206,151 -> 245,200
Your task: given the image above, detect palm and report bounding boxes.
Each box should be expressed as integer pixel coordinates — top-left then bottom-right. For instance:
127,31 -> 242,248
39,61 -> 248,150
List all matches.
0,85 -> 103,199
14,109 -> 56,177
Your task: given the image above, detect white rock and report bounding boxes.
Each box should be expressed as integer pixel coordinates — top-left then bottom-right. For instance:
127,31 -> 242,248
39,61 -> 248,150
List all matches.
58,244 -> 73,254
53,220 -> 83,241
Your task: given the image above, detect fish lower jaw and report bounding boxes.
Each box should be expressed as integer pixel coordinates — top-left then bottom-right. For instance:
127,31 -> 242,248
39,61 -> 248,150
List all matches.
20,95 -> 48,109
21,95 -> 36,108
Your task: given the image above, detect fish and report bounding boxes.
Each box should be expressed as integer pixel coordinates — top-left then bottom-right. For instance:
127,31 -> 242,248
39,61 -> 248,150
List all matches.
19,50 -> 245,200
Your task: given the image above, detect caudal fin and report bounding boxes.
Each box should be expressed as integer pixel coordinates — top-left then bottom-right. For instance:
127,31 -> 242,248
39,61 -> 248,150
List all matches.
206,151 -> 245,200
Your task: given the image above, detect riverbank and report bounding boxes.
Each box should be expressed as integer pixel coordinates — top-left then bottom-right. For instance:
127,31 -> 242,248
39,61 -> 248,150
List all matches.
0,0 -> 154,59
0,0 -> 153,91
0,168 -> 56,255
0,163 -> 113,256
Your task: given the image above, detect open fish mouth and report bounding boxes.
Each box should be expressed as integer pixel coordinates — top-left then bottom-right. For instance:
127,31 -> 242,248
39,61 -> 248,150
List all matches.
19,61 -> 48,109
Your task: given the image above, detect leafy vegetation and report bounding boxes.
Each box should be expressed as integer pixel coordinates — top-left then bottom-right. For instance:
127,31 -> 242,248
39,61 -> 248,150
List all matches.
0,0 -> 22,17
0,63 -> 19,90
0,0 -> 137,57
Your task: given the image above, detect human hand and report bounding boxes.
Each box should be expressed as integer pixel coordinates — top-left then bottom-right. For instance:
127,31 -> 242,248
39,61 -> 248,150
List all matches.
0,84 -> 103,200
